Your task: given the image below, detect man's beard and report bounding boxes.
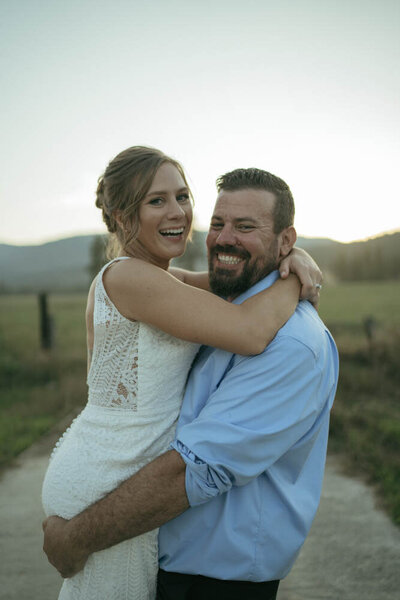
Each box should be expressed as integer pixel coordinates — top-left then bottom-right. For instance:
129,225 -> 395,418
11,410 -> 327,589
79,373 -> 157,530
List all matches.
208,242 -> 279,298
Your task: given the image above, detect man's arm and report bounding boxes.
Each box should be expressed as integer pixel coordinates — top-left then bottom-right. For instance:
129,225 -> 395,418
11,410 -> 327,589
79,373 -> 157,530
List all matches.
43,450 -> 188,578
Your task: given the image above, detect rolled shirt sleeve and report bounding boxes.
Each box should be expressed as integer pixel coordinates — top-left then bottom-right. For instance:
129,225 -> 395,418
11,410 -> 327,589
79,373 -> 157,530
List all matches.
171,334 -> 328,507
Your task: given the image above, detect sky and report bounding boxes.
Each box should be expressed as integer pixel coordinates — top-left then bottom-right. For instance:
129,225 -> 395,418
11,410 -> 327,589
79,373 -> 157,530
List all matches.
1,0 -> 399,245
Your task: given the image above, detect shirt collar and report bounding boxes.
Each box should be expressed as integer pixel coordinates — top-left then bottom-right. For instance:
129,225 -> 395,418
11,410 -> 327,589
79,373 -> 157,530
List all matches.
232,270 -> 280,305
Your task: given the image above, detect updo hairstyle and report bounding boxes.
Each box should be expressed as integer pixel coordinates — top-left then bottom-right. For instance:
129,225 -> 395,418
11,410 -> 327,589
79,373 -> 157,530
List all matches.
96,146 -> 192,258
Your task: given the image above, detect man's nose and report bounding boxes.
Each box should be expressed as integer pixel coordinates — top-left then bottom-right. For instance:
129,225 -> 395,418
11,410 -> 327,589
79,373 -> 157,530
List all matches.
216,225 -> 237,246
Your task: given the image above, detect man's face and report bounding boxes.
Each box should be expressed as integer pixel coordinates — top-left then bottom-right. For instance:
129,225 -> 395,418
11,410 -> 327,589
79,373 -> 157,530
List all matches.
206,188 -> 284,298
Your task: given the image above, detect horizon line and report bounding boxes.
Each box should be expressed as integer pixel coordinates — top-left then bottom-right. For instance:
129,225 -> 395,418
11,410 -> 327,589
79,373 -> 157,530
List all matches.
1,227 -> 399,248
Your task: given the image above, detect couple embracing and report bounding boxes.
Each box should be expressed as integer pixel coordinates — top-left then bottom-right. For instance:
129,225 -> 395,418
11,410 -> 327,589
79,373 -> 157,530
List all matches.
42,146 -> 338,600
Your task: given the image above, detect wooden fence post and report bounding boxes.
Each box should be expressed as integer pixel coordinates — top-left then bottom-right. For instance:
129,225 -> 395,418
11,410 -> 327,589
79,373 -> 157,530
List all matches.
363,315 -> 377,355
38,292 -> 54,350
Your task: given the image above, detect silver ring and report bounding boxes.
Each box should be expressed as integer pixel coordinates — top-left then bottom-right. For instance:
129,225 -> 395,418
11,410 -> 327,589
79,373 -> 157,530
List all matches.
315,283 -> 322,290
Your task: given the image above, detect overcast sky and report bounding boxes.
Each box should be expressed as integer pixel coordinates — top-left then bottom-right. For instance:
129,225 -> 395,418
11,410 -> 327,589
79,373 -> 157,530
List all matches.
1,0 -> 399,245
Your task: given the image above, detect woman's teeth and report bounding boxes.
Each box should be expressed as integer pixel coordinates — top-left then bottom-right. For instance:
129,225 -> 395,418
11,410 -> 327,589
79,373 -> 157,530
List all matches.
160,228 -> 184,237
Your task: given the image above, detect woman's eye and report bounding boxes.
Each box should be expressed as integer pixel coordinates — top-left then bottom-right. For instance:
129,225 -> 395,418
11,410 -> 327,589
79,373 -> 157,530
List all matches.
149,197 -> 163,206
177,193 -> 190,203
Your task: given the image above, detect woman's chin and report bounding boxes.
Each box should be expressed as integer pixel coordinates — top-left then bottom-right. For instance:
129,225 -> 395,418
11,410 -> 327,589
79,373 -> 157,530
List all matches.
162,238 -> 188,259
167,246 -> 186,260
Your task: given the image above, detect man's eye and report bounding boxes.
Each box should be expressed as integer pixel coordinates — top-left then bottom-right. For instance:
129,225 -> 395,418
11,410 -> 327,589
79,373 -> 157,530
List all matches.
210,222 -> 223,229
237,225 -> 254,231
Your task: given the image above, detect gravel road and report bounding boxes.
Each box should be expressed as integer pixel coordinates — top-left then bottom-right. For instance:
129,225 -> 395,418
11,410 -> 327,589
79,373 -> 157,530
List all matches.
1,418 -> 399,600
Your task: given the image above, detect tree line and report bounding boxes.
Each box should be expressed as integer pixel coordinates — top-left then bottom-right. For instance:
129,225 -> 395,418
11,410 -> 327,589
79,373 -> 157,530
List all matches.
331,233 -> 400,281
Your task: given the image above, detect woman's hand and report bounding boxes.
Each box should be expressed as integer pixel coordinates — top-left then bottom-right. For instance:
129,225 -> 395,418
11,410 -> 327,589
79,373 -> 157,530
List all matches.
279,247 -> 322,308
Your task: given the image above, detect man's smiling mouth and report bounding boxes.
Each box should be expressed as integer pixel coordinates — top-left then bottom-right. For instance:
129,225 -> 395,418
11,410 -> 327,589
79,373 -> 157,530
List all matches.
217,254 -> 243,265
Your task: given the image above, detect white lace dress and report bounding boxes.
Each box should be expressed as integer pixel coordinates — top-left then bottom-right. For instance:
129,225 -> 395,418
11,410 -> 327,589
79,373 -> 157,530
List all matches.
42,258 -> 199,600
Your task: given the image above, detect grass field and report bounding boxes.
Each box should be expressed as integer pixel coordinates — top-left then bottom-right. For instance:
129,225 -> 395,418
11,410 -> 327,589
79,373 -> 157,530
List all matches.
0,281 -> 399,522
0,294 -> 87,466
319,282 -> 400,524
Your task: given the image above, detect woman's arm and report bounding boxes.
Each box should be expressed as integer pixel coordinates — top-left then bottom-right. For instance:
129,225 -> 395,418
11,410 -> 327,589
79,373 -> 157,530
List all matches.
104,259 -> 299,355
85,279 -> 96,374
170,248 -> 322,301
279,247 -> 322,307
168,267 -> 210,290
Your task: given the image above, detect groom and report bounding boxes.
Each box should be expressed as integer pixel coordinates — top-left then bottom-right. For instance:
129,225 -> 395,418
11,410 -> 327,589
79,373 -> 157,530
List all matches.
43,168 -> 338,600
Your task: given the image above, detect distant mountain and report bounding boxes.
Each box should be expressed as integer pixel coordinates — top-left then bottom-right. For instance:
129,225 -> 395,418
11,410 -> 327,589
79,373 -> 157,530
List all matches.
297,236 -> 343,269
0,231 -> 398,293
0,235 -> 95,292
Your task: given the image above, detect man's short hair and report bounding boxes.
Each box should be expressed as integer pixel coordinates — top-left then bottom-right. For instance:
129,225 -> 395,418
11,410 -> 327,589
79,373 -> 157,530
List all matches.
216,168 -> 295,234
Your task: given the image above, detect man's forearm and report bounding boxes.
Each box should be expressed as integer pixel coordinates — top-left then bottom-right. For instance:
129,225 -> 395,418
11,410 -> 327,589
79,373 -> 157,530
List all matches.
67,449 -> 189,555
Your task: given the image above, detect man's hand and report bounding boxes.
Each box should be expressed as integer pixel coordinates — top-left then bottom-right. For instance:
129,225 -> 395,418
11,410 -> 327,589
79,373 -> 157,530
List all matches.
279,247 -> 322,308
42,516 -> 89,578
42,451 -> 188,579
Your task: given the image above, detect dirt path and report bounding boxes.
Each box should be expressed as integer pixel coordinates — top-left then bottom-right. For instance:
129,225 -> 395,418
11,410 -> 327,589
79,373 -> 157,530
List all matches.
1,420 -> 399,600
278,455 -> 400,599
0,418 -> 71,600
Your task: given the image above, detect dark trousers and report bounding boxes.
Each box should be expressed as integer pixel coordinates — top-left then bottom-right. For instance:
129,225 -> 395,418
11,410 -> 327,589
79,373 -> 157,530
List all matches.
156,569 -> 280,600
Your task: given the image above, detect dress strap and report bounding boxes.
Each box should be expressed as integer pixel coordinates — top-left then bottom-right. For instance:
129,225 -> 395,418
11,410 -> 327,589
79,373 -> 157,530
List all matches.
98,256 -> 131,278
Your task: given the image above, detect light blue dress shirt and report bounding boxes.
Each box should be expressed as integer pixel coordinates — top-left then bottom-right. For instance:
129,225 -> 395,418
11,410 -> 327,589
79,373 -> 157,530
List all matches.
159,271 -> 339,582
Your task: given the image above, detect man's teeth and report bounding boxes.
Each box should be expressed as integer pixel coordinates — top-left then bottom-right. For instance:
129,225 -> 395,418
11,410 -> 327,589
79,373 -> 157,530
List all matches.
160,228 -> 184,236
217,254 -> 243,264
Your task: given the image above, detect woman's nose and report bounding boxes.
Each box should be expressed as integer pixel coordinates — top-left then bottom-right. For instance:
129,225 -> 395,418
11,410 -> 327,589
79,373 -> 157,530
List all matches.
167,199 -> 185,218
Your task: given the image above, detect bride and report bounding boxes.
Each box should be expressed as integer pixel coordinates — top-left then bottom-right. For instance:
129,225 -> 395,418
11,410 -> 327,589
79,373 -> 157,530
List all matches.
42,145 -> 321,599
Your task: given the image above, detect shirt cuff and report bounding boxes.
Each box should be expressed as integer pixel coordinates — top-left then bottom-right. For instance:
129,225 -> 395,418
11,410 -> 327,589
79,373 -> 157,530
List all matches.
171,439 -> 231,507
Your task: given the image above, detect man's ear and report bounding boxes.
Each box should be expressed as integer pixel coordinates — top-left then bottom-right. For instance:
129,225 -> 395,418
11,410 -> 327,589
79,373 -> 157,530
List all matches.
278,226 -> 297,260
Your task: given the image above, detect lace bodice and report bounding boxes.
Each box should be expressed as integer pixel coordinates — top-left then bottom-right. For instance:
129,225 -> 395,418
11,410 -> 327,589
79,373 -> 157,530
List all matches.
87,258 -> 199,412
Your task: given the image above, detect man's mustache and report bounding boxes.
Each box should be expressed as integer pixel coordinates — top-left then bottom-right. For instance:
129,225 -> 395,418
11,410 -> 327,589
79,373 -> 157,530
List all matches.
211,245 -> 251,260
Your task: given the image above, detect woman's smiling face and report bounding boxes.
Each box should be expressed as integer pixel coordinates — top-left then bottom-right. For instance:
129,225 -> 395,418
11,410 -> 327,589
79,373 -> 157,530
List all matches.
135,162 -> 193,269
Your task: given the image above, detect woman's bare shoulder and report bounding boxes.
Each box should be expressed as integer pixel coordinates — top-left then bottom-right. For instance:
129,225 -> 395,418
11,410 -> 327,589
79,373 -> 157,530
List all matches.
104,257 -> 170,288
102,258 -> 175,320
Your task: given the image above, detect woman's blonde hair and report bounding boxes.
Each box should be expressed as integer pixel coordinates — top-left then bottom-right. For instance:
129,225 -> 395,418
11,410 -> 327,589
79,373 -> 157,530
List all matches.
95,146 -> 192,258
